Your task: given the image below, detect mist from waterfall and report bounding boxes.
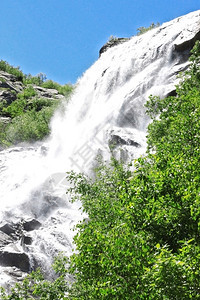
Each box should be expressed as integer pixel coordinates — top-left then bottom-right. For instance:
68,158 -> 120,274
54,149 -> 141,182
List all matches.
0,10 -> 200,286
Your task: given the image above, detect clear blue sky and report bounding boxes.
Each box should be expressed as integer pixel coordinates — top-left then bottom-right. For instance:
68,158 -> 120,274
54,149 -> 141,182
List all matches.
0,0 -> 199,84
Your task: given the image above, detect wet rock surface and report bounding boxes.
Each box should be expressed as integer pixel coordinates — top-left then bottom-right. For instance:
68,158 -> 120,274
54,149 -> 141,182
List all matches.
0,251 -> 30,272
109,134 -> 141,148
0,231 -> 14,247
22,219 -> 41,232
0,218 -> 41,274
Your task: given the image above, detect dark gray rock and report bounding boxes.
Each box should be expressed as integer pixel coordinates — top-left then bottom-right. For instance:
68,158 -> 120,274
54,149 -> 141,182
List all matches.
109,134 -> 140,148
0,231 -> 14,247
0,251 -> 30,272
23,235 -> 32,245
174,30 -> 200,53
32,85 -> 65,100
22,219 -> 41,232
99,37 -> 130,56
0,223 -> 17,236
0,89 -> 17,105
0,71 -> 24,93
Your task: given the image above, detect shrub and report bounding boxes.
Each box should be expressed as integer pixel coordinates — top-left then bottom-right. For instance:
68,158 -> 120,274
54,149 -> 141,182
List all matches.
0,60 -> 24,81
17,86 -> 37,100
23,73 -> 47,85
42,80 -> 74,96
5,105 -> 58,143
2,87 -> 37,118
0,95 -> 59,145
137,22 -> 160,36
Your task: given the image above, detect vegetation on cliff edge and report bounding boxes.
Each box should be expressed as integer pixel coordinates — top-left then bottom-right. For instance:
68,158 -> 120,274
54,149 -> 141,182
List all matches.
0,64 -> 73,146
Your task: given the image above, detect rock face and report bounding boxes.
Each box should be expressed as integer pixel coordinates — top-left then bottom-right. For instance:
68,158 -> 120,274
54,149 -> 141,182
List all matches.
99,37 -> 130,56
0,70 -> 65,108
32,85 -> 65,100
0,89 -> 17,105
0,251 -> 30,272
0,218 -> 41,278
0,71 -> 24,93
22,219 -> 41,232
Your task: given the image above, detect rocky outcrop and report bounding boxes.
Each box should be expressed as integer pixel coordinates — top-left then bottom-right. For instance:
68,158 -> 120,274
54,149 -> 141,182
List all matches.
0,70 -> 65,108
0,71 -> 24,93
99,37 -> 130,56
0,89 -> 17,105
0,218 -> 41,275
109,133 -> 140,148
32,85 -> 64,100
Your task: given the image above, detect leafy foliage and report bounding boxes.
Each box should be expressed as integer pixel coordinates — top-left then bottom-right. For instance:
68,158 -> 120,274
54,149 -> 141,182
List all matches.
1,41 -> 200,299
4,104 -> 58,143
41,80 -> 74,96
0,60 -> 24,81
0,255 -> 69,300
2,87 -> 37,118
23,72 -> 47,85
23,74 -> 74,96
0,67 -> 73,146
137,22 -> 160,36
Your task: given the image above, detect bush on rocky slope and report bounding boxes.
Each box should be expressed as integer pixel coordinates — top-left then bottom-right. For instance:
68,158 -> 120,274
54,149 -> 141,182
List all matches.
0,62 -> 73,147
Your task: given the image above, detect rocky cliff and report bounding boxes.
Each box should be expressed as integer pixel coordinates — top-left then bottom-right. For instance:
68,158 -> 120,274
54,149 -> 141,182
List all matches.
0,71 -> 65,124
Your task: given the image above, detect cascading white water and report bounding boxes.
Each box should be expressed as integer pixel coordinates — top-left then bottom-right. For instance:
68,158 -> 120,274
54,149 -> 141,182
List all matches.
0,10 -> 200,286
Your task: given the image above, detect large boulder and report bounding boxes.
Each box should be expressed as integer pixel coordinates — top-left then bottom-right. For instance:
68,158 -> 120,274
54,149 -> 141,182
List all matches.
0,251 -> 30,272
22,218 -> 41,232
0,219 -> 41,273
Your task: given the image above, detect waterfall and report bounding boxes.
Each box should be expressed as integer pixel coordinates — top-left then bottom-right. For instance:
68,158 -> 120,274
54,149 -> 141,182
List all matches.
0,10 -> 200,286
